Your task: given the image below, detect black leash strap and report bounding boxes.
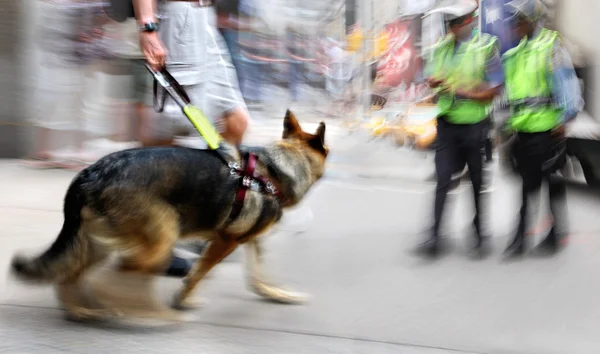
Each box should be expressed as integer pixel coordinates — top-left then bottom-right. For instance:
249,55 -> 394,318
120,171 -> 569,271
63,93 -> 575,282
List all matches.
147,64 -> 192,113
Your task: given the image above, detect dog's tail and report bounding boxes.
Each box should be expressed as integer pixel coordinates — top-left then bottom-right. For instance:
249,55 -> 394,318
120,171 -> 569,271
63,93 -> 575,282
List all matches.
11,176 -> 89,283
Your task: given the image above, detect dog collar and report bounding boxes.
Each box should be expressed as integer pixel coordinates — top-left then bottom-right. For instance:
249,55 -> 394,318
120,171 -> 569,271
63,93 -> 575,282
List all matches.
227,152 -> 285,223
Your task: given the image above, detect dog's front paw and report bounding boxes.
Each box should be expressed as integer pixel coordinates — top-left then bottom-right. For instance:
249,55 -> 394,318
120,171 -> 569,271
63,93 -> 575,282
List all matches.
65,307 -> 123,322
248,281 -> 311,304
172,290 -> 208,310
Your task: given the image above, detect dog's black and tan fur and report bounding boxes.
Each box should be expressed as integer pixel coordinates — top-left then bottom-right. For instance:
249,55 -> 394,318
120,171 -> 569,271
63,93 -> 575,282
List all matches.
11,110 -> 327,322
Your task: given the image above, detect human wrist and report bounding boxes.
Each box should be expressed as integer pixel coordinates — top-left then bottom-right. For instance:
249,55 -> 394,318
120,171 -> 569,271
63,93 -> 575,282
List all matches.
137,16 -> 157,25
140,31 -> 158,39
138,20 -> 159,33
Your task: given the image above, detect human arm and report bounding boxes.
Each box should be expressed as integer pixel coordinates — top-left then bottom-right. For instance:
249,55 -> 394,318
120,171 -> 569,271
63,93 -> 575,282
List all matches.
549,39 -> 584,126
453,84 -> 501,102
133,0 -> 165,69
452,40 -> 504,102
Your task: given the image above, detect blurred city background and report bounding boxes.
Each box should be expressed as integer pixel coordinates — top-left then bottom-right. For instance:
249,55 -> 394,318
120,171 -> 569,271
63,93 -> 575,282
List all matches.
1,0 -> 600,353
1,0 -> 598,178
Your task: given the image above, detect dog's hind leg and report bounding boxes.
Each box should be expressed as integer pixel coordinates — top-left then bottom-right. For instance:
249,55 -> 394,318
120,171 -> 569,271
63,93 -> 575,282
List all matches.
245,238 -> 310,304
57,278 -> 123,322
55,244 -> 116,321
88,267 -> 191,325
172,236 -> 238,310
86,202 -> 189,324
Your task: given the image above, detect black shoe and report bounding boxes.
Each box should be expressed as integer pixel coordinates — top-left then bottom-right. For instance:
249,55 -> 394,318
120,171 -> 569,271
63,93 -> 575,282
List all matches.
164,255 -> 193,278
413,238 -> 443,259
532,228 -> 562,256
503,235 -> 525,259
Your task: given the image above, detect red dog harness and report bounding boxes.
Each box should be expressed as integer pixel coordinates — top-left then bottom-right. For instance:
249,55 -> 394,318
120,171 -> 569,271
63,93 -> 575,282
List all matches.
227,152 -> 285,222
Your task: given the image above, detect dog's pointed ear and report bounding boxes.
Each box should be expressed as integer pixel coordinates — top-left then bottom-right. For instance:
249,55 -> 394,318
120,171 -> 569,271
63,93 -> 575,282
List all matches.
315,122 -> 326,145
283,109 -> 301,139
308,121 -> 328,155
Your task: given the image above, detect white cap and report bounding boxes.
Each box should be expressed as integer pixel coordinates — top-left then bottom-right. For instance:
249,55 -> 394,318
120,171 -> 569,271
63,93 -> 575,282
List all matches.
505,0 -> 547,23
425,0 -> 478,21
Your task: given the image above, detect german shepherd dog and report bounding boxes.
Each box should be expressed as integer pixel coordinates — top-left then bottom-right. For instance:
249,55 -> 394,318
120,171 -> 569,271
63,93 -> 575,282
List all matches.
11,110 -> 328,323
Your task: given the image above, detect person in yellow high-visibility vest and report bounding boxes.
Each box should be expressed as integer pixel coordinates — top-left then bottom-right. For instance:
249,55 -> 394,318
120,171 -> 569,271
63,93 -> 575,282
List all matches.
414,0 -> 504,259
502,0 -> 584,258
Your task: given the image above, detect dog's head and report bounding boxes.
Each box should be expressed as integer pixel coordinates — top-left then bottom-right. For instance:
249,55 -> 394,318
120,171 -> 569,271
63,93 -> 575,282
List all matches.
282,109 -> 328,178
282,109 -> 328,156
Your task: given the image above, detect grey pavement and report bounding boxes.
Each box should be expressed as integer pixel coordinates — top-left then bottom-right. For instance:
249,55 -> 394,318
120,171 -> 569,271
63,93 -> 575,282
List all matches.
2,123 -> 600,353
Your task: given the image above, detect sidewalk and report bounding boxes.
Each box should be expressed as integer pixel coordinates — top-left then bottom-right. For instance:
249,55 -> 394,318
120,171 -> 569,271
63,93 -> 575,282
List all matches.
2,159 -> 600,353
0,160 -> 481,354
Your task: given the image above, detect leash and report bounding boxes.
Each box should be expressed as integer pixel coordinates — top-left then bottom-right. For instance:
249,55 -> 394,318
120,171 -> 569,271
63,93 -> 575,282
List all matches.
145,64 -> 283,221
146,63 -> 224,151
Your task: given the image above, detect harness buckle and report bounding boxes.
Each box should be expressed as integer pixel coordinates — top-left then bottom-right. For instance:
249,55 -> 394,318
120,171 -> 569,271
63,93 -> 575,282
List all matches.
242,176 -> 252,188
265,181 -> 276,194
229,162 -> 241,175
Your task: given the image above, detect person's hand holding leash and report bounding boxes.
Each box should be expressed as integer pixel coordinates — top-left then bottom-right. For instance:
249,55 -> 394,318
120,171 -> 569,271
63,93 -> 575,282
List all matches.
135,0 -> 166,70
140,31 -> 167,70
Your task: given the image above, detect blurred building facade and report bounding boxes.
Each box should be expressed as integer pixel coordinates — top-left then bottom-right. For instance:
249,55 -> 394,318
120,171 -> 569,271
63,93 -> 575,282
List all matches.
0,0 -> 30,157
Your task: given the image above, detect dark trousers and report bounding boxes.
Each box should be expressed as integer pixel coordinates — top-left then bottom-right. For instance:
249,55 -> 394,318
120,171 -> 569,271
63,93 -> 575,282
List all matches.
433,118 -> 488,239
513,131 -> 568,238
483,117 -> 493,163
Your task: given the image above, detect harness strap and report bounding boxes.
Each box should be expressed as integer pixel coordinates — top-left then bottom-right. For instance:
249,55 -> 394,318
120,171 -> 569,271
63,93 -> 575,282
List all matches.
145,64 -> 282,223
226,152 -> 285,224
228,152 -> 256,222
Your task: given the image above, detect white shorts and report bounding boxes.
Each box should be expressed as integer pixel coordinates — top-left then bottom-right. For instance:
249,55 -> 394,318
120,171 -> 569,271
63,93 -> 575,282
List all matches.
143,3 -> 246,139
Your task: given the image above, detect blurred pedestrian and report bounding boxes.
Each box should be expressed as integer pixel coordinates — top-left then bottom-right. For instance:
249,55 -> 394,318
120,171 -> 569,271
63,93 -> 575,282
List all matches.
286,27 -> 313,103
134,0 -> 250,276
216,0 -> 255,105
415,0 -> 504,258
322,38 -> 353,116
135,0 -> 249,146
216,0 -> 253,76
501,0 -> 584,258
100,17 -> 169,148
24,0 -> 107,170
239,28 -> 270,107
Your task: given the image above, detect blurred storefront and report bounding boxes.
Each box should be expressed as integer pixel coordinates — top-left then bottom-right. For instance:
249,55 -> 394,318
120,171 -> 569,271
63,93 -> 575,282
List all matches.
2,0 -> 129,158
0,0 -> 30,157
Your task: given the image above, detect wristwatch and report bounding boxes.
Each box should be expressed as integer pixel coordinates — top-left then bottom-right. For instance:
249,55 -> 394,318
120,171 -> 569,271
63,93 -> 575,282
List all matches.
138,22 -> 160,33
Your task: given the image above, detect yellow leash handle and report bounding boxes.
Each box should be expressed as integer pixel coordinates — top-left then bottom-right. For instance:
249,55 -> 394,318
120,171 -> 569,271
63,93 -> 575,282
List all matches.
145,63 -> 223,150
182,105 -> 223,150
